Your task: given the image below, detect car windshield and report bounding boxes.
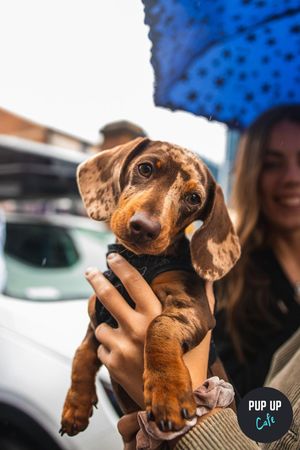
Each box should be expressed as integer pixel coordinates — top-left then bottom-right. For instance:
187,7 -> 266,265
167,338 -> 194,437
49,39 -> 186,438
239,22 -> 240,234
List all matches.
3,221 -> 113,301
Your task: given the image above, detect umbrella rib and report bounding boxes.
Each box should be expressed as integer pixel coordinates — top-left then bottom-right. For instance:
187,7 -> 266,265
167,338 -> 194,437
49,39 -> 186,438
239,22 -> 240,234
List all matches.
250,5 -> 300,31
194,5 -> 300,57
160,5 -> 300,95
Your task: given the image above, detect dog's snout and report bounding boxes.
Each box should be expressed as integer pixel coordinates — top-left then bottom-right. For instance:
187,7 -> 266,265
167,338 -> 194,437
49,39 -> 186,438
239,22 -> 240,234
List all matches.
130,212 -> 161,241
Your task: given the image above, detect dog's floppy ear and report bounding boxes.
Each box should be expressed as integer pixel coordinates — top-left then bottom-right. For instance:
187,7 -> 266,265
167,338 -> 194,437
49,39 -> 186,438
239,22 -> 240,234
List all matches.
77,137 -> 149,221
190,180 -> 240,281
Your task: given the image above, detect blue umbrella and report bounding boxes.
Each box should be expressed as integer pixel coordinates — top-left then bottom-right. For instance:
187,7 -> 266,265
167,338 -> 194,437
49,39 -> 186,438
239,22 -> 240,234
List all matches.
142,0 -> 300,129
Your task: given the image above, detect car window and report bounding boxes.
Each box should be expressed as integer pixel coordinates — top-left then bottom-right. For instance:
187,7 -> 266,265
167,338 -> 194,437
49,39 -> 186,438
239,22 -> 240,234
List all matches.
5,223 -> 79,268
3,221 -> 113,301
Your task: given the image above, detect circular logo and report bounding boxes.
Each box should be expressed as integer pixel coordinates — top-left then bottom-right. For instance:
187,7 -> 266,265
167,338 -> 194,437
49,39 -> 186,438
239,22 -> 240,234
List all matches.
237,387 -> 293,443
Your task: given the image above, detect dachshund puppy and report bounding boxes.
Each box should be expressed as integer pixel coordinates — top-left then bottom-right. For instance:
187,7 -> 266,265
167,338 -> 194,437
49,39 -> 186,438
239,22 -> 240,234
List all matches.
60,137 -> 240,435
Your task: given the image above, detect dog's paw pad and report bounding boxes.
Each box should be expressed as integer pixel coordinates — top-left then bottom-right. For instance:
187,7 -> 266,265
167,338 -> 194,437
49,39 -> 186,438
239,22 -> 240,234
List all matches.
60,408 -> 90,436
144,372 -> 196,431
60,388 -> 97,436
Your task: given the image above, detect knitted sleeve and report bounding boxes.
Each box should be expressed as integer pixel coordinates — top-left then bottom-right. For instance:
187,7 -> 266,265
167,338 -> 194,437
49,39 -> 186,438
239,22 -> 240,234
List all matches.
175,331 -> 300,450
175,408 -> 258,450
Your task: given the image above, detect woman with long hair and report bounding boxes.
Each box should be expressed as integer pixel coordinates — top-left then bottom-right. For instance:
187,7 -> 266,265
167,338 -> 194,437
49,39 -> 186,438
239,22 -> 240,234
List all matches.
214,104 -> 300,396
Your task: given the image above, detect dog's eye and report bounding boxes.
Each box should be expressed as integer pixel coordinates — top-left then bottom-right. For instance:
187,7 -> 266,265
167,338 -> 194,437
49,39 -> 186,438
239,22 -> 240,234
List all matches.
185,193 -> 201,206
138,163 -> 153,178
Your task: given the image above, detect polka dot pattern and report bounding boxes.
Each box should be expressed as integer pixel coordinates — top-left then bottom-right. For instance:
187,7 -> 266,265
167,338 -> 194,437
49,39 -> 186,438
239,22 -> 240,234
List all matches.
142,0 -> 300,129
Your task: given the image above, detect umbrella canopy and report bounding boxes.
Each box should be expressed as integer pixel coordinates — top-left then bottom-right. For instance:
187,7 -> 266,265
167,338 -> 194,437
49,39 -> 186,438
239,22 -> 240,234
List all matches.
142,0 -> 300,129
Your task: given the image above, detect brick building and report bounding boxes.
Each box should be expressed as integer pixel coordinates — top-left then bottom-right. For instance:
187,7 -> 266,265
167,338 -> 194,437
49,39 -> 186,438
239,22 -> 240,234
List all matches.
0,107 -> 91,152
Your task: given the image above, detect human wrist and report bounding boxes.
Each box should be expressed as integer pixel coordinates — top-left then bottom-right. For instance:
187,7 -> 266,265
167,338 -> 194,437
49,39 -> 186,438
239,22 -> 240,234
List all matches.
183,331 -> 211,389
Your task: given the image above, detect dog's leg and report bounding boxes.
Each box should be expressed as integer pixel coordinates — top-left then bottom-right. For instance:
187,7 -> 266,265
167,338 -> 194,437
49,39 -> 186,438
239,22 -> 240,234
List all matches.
144,271 -> 215,431
143,314 -> 198,431
60,323 -> 100,436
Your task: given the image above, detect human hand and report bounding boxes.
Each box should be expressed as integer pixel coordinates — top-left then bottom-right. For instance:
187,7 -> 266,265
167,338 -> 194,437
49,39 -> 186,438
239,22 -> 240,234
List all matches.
85,252 -> 162,406
85,253 -> 215,408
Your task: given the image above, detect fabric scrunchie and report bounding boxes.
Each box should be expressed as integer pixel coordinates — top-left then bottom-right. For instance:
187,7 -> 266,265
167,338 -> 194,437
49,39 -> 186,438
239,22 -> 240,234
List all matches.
136,376 -> 235,450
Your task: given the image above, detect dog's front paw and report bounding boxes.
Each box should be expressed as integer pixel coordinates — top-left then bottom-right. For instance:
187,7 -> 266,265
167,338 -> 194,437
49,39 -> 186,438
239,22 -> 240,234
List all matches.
143,366 -> 196,432
60,388 -> 98,436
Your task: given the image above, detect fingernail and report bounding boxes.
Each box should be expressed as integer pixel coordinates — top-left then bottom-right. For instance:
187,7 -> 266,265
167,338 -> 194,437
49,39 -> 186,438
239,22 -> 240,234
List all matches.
107,252 -> 118,260
85,266 -> 98,276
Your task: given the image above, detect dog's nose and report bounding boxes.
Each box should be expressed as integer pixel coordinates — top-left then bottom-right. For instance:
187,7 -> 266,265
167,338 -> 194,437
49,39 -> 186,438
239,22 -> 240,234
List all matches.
129,212 -> 161,241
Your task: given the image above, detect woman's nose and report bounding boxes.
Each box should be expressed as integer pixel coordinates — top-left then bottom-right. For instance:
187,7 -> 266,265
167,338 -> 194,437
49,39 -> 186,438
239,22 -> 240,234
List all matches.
282,160 -> 300,184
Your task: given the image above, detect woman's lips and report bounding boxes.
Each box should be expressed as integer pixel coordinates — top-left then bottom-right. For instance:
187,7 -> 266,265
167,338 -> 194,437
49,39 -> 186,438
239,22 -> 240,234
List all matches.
275,195 -> 300,207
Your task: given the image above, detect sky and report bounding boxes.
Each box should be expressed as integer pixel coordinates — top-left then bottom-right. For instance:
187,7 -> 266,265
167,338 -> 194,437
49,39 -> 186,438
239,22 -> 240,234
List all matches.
0,0 -> 226,163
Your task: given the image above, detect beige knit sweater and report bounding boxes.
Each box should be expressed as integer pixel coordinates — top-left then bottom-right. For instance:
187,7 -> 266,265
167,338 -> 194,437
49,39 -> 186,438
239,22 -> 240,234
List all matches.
175,328 -> 300,450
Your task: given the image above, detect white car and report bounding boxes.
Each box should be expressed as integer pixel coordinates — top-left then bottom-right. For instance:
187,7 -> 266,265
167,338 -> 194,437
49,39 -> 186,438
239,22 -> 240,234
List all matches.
0,136 -> 123,449
0,212 -> 122,450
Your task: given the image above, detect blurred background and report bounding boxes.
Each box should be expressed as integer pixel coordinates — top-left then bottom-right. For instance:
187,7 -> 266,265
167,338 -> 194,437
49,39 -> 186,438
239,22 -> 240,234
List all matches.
0,0 -> 280,449
0,0 -> 228,161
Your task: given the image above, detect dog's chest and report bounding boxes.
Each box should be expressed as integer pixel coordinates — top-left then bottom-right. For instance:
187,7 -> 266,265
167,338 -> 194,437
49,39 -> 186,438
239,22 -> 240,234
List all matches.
95,243 -> 194,328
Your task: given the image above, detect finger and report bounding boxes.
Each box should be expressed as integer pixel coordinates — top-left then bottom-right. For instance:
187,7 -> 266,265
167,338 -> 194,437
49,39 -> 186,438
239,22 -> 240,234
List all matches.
107,253 -> 162,315
117,412 -> 140,443
85,267 -> 135,326
97,343 -> 111,366
95,323 -> 119,349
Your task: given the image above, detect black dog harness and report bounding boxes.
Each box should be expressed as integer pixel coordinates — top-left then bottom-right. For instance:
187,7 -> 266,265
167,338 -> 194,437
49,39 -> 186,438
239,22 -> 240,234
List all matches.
95,242 -> 217,365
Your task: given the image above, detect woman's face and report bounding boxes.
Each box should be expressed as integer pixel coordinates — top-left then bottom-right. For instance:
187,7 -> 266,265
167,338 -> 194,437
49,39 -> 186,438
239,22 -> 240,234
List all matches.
259,120 -> 300,233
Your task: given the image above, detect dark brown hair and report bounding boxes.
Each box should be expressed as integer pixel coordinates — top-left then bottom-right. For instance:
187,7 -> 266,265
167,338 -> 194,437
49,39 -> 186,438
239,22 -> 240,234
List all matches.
217,104 -> 300,361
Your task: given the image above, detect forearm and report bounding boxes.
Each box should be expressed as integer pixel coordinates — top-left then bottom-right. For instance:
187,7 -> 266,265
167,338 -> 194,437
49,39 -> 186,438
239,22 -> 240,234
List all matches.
183,331 -> 211,389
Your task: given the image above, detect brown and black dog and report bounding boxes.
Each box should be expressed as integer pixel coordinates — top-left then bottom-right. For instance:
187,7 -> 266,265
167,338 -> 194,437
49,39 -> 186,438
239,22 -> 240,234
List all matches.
60,137 -> 240,436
